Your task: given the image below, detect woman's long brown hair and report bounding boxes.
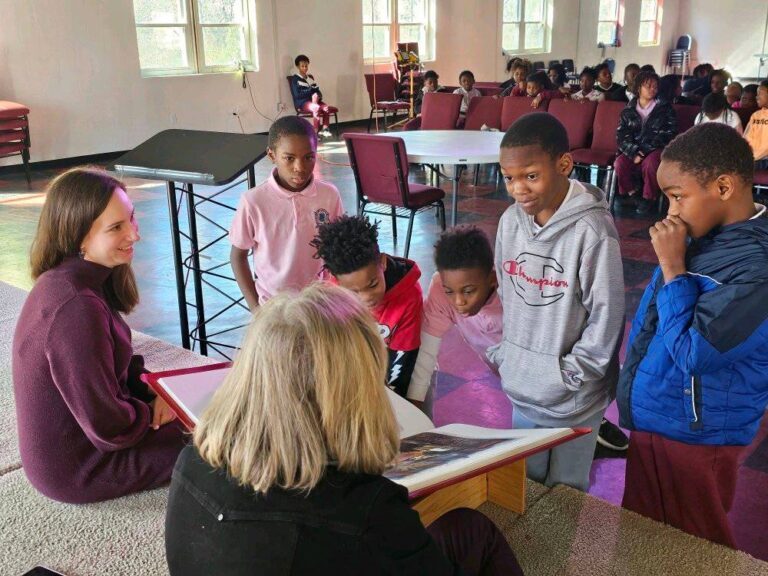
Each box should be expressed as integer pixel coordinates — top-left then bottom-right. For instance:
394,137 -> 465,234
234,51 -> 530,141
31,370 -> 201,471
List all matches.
30,167 -> 139,313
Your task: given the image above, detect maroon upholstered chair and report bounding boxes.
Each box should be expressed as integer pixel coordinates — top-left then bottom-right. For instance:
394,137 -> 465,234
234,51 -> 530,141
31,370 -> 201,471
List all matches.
463,96 -> 504,131
343,133 -> 445,257
571,100 -> 626,209
673,104 -> 700,134
0,101 -> 31,186
548,99 -> 598,150
500,97 -> 543,131
474,82 -> 503,97
364,73 -> 410,132
419,92 -> 463,130
753,170 -> 768,199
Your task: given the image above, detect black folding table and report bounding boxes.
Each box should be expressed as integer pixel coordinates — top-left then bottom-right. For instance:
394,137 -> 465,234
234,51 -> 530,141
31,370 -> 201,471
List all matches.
111,129 -> 268,357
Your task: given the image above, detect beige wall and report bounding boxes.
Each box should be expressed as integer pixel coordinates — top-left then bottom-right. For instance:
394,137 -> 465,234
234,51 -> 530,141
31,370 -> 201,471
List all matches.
1,0 -> 765,166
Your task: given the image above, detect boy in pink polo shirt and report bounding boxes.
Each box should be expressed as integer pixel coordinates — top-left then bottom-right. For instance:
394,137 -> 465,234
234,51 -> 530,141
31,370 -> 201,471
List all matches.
406,227 -> 501,414
229,116 -> 343,309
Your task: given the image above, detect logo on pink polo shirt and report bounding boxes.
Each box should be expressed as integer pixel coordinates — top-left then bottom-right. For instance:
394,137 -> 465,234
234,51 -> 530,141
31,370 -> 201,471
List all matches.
314,208 -> 331,227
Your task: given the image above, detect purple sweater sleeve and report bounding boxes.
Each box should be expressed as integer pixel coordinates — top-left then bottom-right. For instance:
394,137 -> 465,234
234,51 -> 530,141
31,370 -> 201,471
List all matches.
45,295 -> 152,452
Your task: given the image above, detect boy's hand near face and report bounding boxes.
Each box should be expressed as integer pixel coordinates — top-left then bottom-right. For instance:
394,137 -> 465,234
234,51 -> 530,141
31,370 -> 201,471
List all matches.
650,215 -> 688,283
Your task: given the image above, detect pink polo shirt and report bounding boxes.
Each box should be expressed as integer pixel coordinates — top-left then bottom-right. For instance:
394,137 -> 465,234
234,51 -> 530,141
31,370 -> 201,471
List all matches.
229,170 -> 343,301
422,272 -> 503,365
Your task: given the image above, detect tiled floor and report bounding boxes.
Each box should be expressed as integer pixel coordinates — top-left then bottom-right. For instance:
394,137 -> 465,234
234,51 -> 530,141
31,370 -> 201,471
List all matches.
1,130 -> 766,560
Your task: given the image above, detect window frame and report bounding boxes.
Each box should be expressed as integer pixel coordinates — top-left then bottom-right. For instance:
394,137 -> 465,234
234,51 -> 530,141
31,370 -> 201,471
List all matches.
362,0 -> 435,64
134,0 -> 257,78
637,0 -> 663,47
500,0 -> 552,56
596,0 -> 624,48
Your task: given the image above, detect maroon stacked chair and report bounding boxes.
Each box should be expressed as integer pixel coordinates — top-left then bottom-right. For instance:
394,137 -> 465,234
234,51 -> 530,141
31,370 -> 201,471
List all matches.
343,133 -> 445,257
364,73 -> 410,132
673,104 -> 700,134
500,97 -> 547,131
463,96 -> 504,131
419,92 -> 463,130
0,101 -> 31,186
570,100 -> 626,210
548,99 -> 599,150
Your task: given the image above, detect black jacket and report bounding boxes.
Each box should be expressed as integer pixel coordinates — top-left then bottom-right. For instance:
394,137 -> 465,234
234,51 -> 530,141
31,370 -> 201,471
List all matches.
616,99 -> 677,158
165,446 -> 461,576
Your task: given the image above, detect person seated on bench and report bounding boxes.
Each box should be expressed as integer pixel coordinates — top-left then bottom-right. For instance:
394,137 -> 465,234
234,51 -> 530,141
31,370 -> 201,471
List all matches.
12,167 -> 183,504
165,283 -> 524,576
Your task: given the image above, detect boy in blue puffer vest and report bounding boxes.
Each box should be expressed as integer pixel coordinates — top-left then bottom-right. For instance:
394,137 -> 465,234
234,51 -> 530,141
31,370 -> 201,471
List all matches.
617,122 -> 768,548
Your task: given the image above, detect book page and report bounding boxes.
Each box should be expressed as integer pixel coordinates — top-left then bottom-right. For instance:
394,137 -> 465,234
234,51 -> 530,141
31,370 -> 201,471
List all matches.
158,366 -> 434,437
387,426 -> 574,493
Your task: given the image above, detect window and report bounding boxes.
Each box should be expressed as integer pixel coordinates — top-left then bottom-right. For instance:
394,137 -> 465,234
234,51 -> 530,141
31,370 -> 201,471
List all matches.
133,0 -> 256,76
638,0 -> 662,46
501,0 -> 550,54
596,0 -> 623,47
362,0 -> 435,62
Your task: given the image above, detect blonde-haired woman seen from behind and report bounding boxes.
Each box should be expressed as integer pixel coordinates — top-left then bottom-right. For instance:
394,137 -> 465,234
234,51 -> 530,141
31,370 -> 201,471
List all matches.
165,283 -> 524,576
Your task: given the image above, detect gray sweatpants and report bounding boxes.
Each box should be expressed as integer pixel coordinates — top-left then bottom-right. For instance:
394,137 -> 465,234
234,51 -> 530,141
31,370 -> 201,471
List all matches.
512,408 -> 604,492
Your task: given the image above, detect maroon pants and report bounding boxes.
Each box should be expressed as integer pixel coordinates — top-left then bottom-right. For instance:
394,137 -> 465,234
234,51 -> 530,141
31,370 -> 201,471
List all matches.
427,508 -> 524,576
300,100 -> 337,131
614,149 -> 662,200
622,431 -> 743,548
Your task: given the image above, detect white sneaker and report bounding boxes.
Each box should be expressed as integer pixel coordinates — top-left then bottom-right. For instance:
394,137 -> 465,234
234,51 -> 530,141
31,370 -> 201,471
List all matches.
320,128 -> 332,138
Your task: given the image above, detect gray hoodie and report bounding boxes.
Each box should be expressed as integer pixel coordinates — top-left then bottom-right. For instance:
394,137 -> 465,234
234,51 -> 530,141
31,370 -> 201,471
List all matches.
489,180 -> 625,426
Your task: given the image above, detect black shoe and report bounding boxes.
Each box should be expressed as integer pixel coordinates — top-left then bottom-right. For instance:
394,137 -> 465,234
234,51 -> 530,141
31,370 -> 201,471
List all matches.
635,198 -> 653,215
597,419 -> 629,451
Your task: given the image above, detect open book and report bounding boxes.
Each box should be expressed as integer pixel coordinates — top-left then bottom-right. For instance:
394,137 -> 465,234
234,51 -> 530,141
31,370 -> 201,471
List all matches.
142,365 -> 588,499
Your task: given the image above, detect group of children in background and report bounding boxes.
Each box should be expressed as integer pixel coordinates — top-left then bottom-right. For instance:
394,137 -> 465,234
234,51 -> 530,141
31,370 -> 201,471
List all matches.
227,96 -> 768,550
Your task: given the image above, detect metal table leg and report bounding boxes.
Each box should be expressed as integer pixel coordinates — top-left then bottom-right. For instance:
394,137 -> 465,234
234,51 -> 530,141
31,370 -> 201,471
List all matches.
166,181 -> 190,349
451,166 -> 461,227
184,183 -> 208,356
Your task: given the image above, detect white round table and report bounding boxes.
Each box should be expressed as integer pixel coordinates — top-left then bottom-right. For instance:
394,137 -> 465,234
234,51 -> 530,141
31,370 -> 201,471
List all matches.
378,130 -> 505,226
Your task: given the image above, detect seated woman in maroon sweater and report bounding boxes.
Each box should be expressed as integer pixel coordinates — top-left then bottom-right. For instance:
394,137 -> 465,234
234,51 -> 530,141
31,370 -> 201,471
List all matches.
12,167 -> 183,504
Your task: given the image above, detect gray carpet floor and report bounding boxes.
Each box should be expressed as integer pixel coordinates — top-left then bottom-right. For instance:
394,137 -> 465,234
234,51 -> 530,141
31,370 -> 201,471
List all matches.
1,280 -> 767,576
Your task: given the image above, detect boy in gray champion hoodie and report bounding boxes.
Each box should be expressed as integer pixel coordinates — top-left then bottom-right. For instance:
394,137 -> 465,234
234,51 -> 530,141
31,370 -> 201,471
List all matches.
489,113 -> 625,491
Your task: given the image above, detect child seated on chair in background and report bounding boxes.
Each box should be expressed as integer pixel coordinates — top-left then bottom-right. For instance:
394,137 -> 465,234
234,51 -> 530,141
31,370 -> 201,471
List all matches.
618,123 -> 768,548
725,82 -> 743,107
311,215 -> 422,398
526,71 -> 565,109
694,93 -> 742,134
289,54 -> 337,138
498,59 -> 531,97
229,116 -> 343,311
492,113 -> 626,491
733,83 -> 758,110
414,69 -> 446,114
453,70 -> 482,116
407,226 -> 501,417
570,67 -> 604,102
743,80 -> 768,170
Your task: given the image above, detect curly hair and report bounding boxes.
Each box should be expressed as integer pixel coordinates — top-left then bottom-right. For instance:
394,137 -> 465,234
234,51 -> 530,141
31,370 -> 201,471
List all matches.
631,70 -> 660,98
661,123 -> 754,186
294,54 -> 309,67
310,215 -> 381,276
434,226 -> 493,273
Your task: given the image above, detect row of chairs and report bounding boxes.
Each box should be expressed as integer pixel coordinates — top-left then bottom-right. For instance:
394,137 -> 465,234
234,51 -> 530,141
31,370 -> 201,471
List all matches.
0,101 -> 31,186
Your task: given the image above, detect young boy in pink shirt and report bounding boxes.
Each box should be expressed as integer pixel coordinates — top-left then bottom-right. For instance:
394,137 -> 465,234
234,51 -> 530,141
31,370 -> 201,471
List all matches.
229,116 -> 343,310
407,226 -> 501,413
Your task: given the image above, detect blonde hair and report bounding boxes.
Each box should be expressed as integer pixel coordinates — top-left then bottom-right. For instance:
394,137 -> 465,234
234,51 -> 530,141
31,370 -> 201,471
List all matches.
30,167 -> 138,313
194,282 -> 400,492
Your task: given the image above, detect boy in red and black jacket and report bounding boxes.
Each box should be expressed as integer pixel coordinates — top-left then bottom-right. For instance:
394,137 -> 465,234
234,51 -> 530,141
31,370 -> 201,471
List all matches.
311,215 -> 422,397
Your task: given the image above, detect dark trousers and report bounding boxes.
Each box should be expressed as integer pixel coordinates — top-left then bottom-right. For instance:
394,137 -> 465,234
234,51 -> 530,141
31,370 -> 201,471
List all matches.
614,149 -> 662,200
622,431 -> 743,548
427,508 -> 524,576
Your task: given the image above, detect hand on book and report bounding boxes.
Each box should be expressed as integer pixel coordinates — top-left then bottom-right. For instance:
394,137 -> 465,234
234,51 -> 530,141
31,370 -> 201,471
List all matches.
150,396 -> 177,430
